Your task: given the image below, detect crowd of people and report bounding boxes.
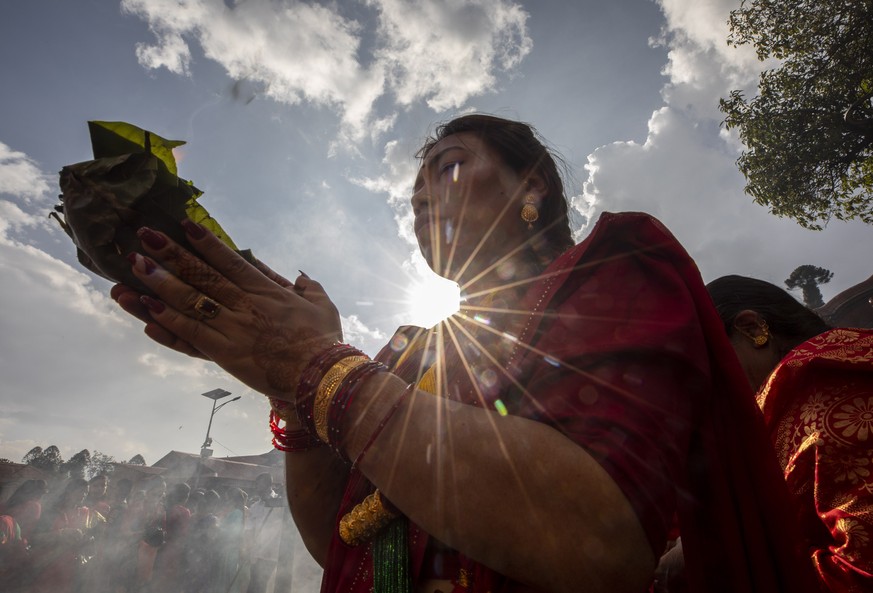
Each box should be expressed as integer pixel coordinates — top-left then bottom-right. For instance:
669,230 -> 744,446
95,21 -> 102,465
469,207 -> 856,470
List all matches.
0,472 -> 292,593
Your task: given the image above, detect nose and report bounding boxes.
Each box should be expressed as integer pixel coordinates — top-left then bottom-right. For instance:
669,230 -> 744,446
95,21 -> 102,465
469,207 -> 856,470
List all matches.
411,185 -> 430,217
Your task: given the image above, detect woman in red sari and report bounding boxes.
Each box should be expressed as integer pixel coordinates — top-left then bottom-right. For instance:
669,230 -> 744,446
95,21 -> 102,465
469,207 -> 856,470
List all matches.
708,275 -> 873,592
29,478 -> 94,593
112,114 -> 814,593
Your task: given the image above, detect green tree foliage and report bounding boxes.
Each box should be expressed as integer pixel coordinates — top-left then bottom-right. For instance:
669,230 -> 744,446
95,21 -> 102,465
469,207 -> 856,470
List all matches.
720,0 -> 873,229
86,450 -> 116,480
62,449 -> 91,479
127,454 -> 147,466
22,445 -> 64,473
785,265 -> 834,309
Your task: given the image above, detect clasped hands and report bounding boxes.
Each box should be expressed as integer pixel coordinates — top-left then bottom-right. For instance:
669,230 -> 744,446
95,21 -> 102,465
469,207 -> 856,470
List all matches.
111,219 -> 343,403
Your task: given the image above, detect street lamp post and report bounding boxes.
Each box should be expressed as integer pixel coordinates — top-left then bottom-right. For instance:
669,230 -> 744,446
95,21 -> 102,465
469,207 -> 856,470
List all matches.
200,388 -> 240,457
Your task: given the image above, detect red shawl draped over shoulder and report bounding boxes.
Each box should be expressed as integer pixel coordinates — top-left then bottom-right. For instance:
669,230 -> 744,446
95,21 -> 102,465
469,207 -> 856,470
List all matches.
321,212 -> 816,593
757,328 -> 873,592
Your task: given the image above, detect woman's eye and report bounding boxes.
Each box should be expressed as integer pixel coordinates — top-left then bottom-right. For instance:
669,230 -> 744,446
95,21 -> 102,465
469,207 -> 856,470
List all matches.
441,162 -> 461,182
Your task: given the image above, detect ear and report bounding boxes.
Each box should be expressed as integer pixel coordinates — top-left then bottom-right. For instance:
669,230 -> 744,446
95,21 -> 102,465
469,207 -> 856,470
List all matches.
521,169 -> 548,202
732,309 -> 766,337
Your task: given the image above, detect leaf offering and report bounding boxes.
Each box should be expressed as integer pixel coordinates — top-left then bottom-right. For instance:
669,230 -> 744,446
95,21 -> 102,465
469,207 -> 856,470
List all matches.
52,121 -> 252,293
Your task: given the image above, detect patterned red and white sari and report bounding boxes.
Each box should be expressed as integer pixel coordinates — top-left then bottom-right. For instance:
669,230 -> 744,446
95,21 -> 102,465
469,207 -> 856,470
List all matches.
758,328 -> 873,592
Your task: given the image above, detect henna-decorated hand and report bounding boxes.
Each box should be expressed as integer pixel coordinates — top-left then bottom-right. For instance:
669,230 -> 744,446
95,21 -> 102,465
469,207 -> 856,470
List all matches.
115,220 -> 342,401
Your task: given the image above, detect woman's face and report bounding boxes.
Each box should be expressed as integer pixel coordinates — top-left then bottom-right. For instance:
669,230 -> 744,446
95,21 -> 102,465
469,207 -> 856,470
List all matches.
66,484 -> 88,507
411,132 -> 535,282
90,476 -> 107,496
727,310 -> 784,391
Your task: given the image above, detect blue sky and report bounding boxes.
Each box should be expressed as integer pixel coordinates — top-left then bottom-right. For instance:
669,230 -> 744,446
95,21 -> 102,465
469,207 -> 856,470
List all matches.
1,0 -> 869,468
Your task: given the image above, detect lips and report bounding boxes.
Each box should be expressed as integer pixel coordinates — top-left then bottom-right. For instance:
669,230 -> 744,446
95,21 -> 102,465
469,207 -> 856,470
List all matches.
414,214 -> 430,234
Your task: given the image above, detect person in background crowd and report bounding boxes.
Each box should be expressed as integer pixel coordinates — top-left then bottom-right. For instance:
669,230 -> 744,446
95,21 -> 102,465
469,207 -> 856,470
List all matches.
151,482 -> 192,591
30,478 -> 94,593
136,478 -> 166,590
0,479 -> 48,544
185,489 -> 222,593
707,275 -> 873,592
86,474 -> 112,518
217,487 -> 248,593
101,478 -> 136,593
0,484 -> 28,591
245,473 -> 283,593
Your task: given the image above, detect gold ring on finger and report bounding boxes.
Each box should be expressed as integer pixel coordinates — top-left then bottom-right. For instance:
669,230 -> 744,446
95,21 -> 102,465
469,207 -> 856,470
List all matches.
193,295 -> 221,320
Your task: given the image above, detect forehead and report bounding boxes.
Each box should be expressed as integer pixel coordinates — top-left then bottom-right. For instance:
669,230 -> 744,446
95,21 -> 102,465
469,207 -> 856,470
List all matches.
420,132 -> 491,167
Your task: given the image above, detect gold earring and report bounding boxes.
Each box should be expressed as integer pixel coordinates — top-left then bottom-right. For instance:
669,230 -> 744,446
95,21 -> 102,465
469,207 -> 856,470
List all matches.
737,320 -> 770,348
520,195 -> 539,228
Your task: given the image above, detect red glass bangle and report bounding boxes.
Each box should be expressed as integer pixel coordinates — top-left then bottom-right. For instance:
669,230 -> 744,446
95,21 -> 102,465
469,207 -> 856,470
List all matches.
269,397 -> 295,421
269,409 -> 322,452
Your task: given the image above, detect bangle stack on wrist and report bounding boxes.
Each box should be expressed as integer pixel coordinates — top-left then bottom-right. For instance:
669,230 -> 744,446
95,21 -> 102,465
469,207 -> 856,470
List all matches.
296,343 -> 366,432
313,355 -> 371,442
323,359 -> 386,459
292,343 -> 390,460
271,341 -> 413,548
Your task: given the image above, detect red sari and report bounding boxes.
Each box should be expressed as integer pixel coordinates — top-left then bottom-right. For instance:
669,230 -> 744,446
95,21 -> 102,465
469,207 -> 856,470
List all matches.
321,212 -> 816,593
757,328 -> 873,592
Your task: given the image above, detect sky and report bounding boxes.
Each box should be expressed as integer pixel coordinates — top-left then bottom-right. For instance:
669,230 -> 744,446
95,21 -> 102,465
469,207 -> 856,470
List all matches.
0,0 -> 869,468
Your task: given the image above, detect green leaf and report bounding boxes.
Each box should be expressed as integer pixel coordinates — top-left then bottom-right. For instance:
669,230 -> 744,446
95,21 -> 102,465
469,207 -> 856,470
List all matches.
53,121 -> 253,292
186,199 -> 241,252
88,121 -> 184,177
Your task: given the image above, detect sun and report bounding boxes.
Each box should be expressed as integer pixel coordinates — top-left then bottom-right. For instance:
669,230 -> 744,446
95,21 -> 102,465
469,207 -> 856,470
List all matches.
405,274 -> 461,328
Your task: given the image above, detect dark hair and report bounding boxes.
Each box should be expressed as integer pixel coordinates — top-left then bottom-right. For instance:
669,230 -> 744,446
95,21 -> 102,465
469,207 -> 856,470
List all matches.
57,477 -> 89,509
417,114 -> 575,264
167,482 -> 191,506
204,489 -> 220,504
2,479 -> 48,511
115,478 -> 133,498
707,275 -> 831,353
226,487 -> 247,510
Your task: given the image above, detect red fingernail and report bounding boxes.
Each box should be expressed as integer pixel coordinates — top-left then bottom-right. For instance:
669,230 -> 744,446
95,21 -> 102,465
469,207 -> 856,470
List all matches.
137,227 -> 167,250
140,295 -> 165,313
181,219 -> 207,239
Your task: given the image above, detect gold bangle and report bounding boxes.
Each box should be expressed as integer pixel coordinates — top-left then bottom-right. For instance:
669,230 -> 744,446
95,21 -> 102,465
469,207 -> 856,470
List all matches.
338,489 -> 397,546
313,356 -> 370,442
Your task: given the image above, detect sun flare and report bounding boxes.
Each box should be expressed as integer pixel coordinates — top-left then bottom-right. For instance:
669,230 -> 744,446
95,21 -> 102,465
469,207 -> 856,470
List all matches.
405,275 -> 461,328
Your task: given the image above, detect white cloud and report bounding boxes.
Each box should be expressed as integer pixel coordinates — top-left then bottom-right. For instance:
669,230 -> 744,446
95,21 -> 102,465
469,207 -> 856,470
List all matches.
0,141 -> 53,203
371,0 -> 531,111
341,313 -> 388,354
350,138 -> 419,245
652,0 -> 770,121
122,0 -> 531,143
138,351 -> 222,380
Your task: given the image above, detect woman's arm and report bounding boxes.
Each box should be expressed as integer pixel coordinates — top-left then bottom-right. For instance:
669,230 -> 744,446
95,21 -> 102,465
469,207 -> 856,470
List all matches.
341,372 -> 656,593
283,448 -> 348,567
